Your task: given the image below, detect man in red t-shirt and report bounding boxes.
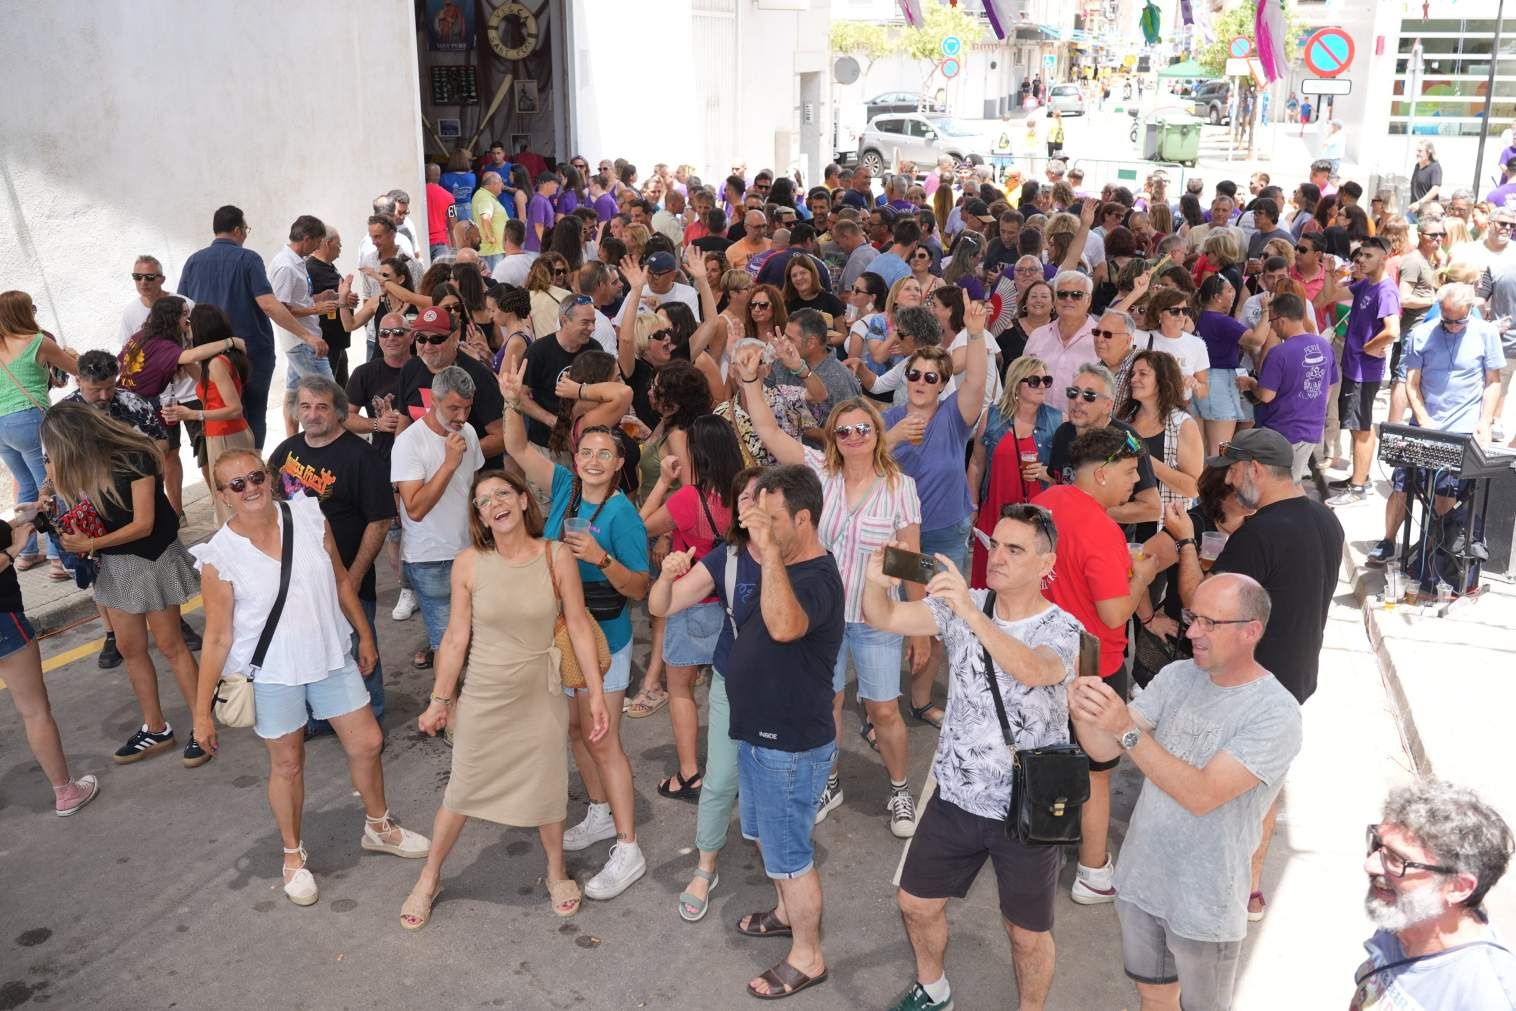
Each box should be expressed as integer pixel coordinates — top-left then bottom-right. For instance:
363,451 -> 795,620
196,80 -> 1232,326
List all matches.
424,163 -> 456,260
1033,425 -> 1160,906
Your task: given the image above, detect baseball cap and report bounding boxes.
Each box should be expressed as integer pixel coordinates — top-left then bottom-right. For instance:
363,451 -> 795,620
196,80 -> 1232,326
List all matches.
1204,428 -> 1293,469
963,198 -> 994,223
646,251 -> 677,275
413,306 -> 454,336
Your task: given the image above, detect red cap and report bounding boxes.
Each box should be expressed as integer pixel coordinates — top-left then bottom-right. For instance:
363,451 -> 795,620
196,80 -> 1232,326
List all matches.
413,306 -> 453,336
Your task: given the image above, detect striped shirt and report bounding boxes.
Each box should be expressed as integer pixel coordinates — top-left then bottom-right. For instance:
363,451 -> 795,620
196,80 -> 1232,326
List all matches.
804,448 -> 922,623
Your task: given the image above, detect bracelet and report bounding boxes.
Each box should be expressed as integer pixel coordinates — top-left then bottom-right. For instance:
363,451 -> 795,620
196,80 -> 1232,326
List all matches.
1,549 -> 12,564
225,338 -> 233,351
1174,537 -> 1196,551
371,416 -> 379,433
429,693 -> 452,705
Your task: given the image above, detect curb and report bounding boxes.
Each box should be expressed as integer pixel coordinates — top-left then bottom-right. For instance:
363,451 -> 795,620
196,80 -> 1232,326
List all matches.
1342,542 -> 1432,777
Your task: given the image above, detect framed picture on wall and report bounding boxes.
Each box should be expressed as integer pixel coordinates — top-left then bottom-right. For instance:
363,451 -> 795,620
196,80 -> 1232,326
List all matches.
438,118 -> 461,139
515,79 -> 538,115
509,133 -> 532,153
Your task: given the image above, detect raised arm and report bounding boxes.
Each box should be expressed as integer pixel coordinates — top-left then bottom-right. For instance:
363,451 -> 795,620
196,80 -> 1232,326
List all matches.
616,256 -> 648,379
731,344 -> 806,466
498,358 -> 556,492
956,300 -> 989,426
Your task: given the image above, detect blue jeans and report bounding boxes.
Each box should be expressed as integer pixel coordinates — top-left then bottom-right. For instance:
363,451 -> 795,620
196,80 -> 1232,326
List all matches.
284,342 -> 333,389
695,670 -> 740,854
0,407 -> 53,558
245,349 -> 275,449
920,515 -> 972,578
402,559 -> 453,650
308,597 -> 384,734
738,739 -> 837,879
832,621 -> 904,699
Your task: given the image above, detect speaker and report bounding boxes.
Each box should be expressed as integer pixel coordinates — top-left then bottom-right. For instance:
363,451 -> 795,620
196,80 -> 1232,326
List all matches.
1484,467 -> 1516,579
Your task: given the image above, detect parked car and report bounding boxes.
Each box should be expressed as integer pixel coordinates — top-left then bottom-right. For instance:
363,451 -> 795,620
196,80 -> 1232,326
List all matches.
857,114 -> 989,176
1046,83 -> 1086,116
1191,80 -> 1232,125
864,90 -> 944,121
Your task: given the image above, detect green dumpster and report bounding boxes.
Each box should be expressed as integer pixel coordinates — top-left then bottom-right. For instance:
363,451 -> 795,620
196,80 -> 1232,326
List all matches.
1156,114 -> 1202,166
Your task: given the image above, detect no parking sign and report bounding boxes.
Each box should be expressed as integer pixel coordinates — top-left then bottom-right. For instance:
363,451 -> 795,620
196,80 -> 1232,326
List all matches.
1303,27 -> 1355,78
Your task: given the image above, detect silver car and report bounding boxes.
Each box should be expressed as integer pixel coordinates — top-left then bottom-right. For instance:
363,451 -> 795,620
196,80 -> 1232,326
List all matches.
857,114 -> 989,176
1046,83 -> 1086,116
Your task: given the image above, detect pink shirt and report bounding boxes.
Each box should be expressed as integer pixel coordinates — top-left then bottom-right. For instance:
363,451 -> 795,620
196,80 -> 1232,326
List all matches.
1023,316 -> 1097,404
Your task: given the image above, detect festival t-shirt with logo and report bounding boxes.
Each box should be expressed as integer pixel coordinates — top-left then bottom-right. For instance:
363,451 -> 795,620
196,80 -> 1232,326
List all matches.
395,353 -> 504,469
268,431 -> 396,601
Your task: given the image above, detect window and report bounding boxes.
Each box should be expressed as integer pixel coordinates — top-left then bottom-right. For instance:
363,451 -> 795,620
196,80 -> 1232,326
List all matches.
874,118 -> 903,135
1388,18 -> 1516,137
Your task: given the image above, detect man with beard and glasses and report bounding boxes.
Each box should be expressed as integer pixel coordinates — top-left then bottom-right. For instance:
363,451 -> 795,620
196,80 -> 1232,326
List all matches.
1352,780 -> 1516,1008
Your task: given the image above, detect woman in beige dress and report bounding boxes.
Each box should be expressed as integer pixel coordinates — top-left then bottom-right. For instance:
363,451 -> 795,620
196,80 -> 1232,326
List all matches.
400,469 -> 609,929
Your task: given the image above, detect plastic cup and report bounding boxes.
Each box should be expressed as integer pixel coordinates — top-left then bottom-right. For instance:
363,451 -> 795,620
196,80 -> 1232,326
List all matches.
563,517 -> 591,536
1200,531 -> 1227,570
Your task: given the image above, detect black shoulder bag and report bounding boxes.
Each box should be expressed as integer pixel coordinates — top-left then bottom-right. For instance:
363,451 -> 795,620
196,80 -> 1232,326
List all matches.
979,591 -> 1090,846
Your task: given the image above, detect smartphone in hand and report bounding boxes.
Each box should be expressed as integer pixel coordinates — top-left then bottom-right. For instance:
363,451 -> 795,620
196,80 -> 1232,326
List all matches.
882,545 -> 945,584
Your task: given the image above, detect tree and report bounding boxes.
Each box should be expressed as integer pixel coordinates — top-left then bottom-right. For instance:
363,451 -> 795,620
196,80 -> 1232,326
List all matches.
898,4 -> 985,62
1196,2 -> 1305,78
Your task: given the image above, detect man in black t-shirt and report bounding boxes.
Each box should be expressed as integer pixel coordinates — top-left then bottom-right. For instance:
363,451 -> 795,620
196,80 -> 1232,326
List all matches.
305,230 -> 354,385
393,305 -> 505,469
344,312 -> 412,463
520,297 -> 597,446
1047,362 -> 1160,526
724,465 -> 843,1001
269,376 -> 397,730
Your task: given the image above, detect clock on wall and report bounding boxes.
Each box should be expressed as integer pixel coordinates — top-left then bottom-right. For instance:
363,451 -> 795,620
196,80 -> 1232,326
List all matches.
486,2 -> 540,60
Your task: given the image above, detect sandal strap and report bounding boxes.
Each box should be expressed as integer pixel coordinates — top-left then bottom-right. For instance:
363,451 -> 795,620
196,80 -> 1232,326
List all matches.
282,843 -> 308,860
691,866 -> 717,884
365,810 -> 394,825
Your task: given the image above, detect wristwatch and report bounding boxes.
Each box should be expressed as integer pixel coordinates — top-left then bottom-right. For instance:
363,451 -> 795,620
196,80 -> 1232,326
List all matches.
795,361 -> 813,378
1173,537 -> 1196,552
1119,726 -> 1142,750
595,552 -> 613,570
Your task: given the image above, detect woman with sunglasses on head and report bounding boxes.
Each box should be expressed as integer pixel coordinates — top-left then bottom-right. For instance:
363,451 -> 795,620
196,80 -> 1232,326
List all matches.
735,342 -> 926,835
942,232 -> 987,302
1137,287 -> 1211,403
526,254 -> 573,340
41,401 -> 210,766
969,356 -> 1061,587
883,303 -> 990,728
908,245 -> 943,298
501,363 -> 652,901
638,417 -> 743,802
191,448 -> 428,908
844,273 -> 891,364
401,468 -> 607,927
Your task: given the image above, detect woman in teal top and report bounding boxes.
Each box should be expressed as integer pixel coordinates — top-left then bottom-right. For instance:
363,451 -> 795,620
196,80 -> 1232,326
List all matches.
0,292 -> 78,572
502,361 -> 653,902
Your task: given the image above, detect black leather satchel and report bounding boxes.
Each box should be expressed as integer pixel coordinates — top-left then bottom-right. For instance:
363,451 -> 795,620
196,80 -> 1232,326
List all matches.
979,592 -> 1090,846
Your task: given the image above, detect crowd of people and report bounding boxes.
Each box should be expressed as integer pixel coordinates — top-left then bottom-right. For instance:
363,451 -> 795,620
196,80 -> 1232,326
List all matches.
4,139 -> 1516,1008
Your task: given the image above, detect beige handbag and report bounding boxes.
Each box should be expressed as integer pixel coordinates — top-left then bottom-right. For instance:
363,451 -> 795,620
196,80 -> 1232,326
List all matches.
213,502 -> 294,728
545,541 -> 610,690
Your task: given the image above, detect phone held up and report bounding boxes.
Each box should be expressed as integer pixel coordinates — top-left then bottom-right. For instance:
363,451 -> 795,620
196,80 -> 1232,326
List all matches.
882,545 -> 945,585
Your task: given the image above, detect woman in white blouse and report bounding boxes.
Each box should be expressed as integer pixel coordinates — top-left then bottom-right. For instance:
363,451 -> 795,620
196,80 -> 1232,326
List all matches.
191,450 -> 429,908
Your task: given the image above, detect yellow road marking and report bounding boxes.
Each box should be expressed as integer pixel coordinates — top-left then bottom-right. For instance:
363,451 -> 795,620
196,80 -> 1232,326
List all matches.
12,595 -> 207,685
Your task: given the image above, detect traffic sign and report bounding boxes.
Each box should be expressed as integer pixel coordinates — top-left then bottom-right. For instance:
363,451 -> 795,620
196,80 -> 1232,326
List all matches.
941,35 -> 961,58
942,57 -> 961,79
1229,36 -> 1253,60
1042,53 -> 1057,75
1225,58 -> 1250,76
1301,77 -> 1351,96
1303,27 -> 1355,78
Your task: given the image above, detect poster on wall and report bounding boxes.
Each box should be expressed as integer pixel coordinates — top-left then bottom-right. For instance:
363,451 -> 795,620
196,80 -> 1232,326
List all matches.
427,0 -> 474,51
515,80 -> 539,115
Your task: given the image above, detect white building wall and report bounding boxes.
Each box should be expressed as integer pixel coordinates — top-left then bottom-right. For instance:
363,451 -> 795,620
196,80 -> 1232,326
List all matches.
0,0 -> 425,353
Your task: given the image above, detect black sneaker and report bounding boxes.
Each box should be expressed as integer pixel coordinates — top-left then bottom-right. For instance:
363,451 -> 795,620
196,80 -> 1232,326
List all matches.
180,619 -> 202,652
1365,539 -> 1398,567
182,736 -> 212,768
113,725 -> 176,764
97,633 -> 123,670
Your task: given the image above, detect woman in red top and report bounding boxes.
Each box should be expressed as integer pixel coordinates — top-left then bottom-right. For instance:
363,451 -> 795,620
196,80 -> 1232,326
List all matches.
179,306 -> 254,523
638,416 -> 743,800
970,355 -> 1059,587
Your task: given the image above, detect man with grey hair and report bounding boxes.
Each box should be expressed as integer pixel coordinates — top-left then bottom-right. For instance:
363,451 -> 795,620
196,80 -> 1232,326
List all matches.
270,374 -> 396,724
393,305 -> 505,470
391,364 -> 484,669
834,218 -> 879,291
1046,361 -> 1160,523
1023,268 -> 1097,401
1072,571 -> 1302,1011
271,215 -> 338,439
578,260 -> 621,355
1354,779 -> 1516,1006
385,188 -> 420,257
1093,308 -> 1138,406
471,171 -> 510,270
520,296 -> 596,446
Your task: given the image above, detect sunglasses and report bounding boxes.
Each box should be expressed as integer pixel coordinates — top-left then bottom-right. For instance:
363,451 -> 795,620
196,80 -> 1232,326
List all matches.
833,422 -> 875,441
750,301 -> 772,310
1295,244 -> 1315,253
1021,375 -> 1056,388
1441,313 -> 1469,328
850,286 -> 871,295
1090,328 -> 1128,340
1162,306 -> 1189,317
1065,386 -> 1105,402
377,327 -> 411,337
905,368 -> 942,385
1102,429 -> 1145,467
552,268 -> 570,276
1055,290 -> 1086,300
415,333 -> 452,346
648,329 -> 675,343
219,470 -> 267,493
131,272 -> 163,282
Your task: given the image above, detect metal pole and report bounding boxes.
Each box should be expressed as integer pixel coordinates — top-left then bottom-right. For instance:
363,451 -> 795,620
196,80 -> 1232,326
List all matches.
1403,39 -> 1423,174
1474,0 -> 1507,192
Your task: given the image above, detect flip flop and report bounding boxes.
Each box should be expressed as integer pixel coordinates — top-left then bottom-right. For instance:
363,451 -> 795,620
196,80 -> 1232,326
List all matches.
736,908 -> 792,938
547,877 -> 581,917
678,868 -> 720,923
400,880 -> 443,931
747,959 -> 829,1000
909,703 -> 945,729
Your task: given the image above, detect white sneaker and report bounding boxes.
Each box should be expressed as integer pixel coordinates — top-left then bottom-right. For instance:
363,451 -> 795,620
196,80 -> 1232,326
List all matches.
391,588 -> 418,621
887,788 -> 917,839
584,840 -> 646,900
815,777 -> 843,825
563,803 -> 617,852
1071,858 -> 1118,905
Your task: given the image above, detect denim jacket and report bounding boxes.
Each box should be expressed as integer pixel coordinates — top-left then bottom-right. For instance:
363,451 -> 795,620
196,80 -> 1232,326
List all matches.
979,402 -> 1062,500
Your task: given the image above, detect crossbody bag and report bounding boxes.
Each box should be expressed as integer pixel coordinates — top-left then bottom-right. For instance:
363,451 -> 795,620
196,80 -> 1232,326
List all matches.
568,490 -> 628,622
212,501 -> 294,729
978,591 -> 1090,846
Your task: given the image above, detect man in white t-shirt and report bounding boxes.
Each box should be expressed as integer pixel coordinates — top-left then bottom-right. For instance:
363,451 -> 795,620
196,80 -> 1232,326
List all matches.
637,251 -> 700,319
390,364 -> 484,669
579,260 -> 620,355
491,219 -> 539,287
269,215 -> 337,439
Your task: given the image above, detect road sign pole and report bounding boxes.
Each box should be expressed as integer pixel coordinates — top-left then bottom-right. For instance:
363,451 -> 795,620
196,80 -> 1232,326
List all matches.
1474,0 -> 1507,191
1403,39 -> 1423,175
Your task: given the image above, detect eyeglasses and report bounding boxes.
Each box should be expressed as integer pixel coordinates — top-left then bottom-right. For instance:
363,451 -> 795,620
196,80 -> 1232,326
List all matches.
474,487 -> 519,511
1365,826 -> 1457,878
131,272 -> 163,282
1180,608 -> 1255,633
1020,375 -> 1056,388
415,333 -> 452,346
576,447 -> 617,462
1162,307 -> 1189,317
377,327 -> 411,337
1421,231 -> 1446,240
1014,265 -> 1042,274
1441,313 -> 1469,328
905,368 -> 942,385
750,301 -> 772,310
1065,386 -> 1105,403
1102,429 -> 1144,467
1055,290 -> 1087,300
219,470 -> 267,493
1090,328 -> 1128,340
833,422 -> 875,441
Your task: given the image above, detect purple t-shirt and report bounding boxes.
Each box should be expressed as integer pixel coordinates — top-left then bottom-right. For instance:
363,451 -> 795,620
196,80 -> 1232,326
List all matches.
556,189 -> 581,217
1196,310 -> 1248,370
885,391 -> 974,532
1342,277 -> 1400,384
593,192 -> 618,222
1255,332 -> 1339,444
525,194 -> 555,252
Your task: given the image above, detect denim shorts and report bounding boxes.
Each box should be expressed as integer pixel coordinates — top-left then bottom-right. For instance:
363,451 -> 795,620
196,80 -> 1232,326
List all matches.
284,342 -> 334,390
1117,899 -> 1241,1005
565,641 -> 632,698
663,601 -> 722,668
920,515 -> 972,576
252,660 -> 371,740
1193,367 -> 1248,422
832,620 -> 904,700
402,559 -> 454,650
0,611 -> 36,662
738,740 -> 837,879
